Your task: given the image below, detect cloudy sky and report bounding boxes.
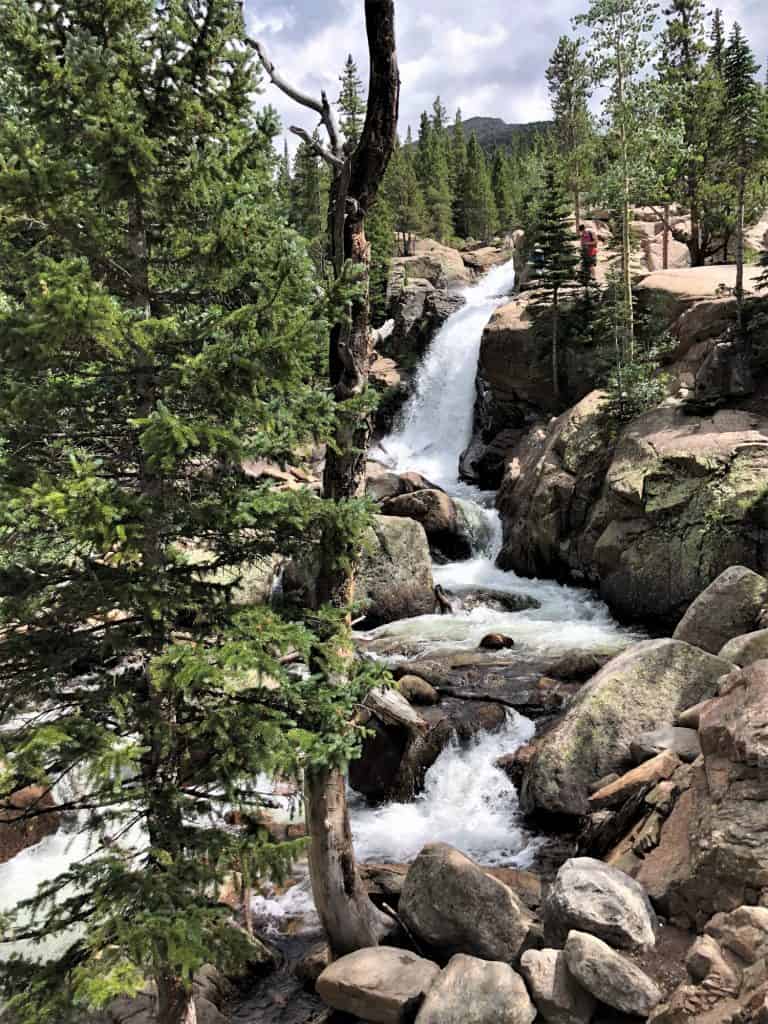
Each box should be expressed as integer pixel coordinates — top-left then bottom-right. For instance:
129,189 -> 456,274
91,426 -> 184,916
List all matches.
245,0 -> 766,151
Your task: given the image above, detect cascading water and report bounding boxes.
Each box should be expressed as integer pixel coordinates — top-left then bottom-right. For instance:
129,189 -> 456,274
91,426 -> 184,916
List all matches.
355,257 -> 640,868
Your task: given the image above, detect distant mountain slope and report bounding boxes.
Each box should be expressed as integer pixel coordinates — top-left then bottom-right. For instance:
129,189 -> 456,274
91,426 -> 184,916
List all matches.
461,116 -> 550,154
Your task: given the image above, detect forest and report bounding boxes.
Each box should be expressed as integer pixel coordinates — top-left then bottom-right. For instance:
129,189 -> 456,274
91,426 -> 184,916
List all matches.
1,2 -> 768,1024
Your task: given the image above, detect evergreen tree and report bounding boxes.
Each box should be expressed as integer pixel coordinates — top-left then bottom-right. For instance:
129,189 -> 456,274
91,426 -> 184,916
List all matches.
290,134 -> 330,262
546,36 -> 594,224
337,53 -> 366,149
531,158 -> 581,400
416,109 -> 453,241
0,5 -> 375,1022
723,23 -> 763,333
491,149 -> 516,234
575,0 -> 658,358
449,109 -> 469,236
463,135 -> 498,241
710,8 -> 726,75
367,192 -> 395,322
276,138 -> 292,218
656,0 -> 721,265
383,138 -> 426,254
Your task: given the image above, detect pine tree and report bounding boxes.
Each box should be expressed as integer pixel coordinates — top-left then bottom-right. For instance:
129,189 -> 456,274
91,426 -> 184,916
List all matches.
337,53 -> 366,149
710,8 -> 726,75
656,0 -> 722,265
491,150 -> 516,234
276,138 -> 292,218
463,135 -> 498,242
416,108 -> 454,241
383,137 -> 426,254
723,23 -> 763,333
531,158 -> 581,400
290,134 -> 330,262
449,109 -> 468,237
575,0 -> 658,358
546,36 -> 593,225
367,192 -> 395,322
0,5 -> 375,1022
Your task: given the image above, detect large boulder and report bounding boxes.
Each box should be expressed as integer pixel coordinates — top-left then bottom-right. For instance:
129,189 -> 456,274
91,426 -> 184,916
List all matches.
381,489 -> 473,561
316,947 -> 440,1024
399,842 -> 536,964
282,514 -> 434,627
497,391 -> 613,580
543,857 -> 658,952
519,948 -> 597,1024
390,239 -> 472,291
673,565 -> 768,653
415,954 -> 536,1024
497,400 -> 768,628
0,786 -> 60,864
719,628 -> 768,666
521,639 -> 732,817
564,931 -> 662,1018
350,698 -> 506,802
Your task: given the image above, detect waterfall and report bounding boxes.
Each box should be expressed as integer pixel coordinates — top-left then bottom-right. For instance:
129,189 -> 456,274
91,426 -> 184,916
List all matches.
374,259 -> 518,489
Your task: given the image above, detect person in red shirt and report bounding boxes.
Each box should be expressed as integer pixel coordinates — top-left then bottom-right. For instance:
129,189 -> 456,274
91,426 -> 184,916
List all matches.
579,223 -> 598,276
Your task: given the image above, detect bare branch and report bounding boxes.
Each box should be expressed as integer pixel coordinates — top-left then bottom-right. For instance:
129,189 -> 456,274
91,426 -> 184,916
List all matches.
245,37 -> 343,162
290,127 -> 345,169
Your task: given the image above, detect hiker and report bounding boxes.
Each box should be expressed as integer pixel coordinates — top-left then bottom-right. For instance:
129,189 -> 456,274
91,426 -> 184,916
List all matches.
579,223 -> 598,275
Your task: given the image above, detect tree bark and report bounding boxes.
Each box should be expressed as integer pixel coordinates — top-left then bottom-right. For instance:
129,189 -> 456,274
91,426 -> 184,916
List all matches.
736,170 -> 746,349
551,287 -> 560,401
309,0 -> 401,956
157,974 -> 197,1024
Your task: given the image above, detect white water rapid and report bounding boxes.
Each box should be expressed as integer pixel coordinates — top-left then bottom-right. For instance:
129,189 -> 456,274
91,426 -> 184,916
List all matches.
352,257 -> 640,868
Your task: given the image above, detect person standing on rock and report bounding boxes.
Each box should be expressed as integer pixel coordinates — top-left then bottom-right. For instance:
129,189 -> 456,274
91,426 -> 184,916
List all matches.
579,223 -> 598,276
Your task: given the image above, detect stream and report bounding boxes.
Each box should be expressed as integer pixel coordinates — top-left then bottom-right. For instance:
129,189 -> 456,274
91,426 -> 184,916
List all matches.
236,259 -> 640,1021
0,259 -> 640,1023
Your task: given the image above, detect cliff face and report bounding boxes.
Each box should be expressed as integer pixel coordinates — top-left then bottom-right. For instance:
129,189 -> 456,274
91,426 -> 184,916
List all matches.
496,395 -> 768,627
490,265 -> 768,628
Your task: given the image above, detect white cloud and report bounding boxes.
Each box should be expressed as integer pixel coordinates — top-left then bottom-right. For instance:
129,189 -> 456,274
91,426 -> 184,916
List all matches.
246,0 -> 768,157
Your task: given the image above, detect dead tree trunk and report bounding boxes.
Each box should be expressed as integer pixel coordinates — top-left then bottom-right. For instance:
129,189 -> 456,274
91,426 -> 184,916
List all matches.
251,0 -> 400,958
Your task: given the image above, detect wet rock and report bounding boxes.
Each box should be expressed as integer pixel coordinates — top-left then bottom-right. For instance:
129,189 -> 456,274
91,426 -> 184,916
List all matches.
564,931 -> 662,1017
0,785 -> 60,865
381,489 -> 473,561
365,464 -> 442,503
521,639 -> 731,817
349,689 -> 426,802
588,750 -> 681,811
718,627 -> 768,667
447,587 -> 541,613
673,566 -> 768,654
543,857 -> 658,951
399,842 -> 536,964
350,697 -> 505,802
544,650 -> 613,683
316,946 -> 440,1024
397,675 -> 440,705
631,727 -> 701,765
479,633 -> 516,651
520,947 -> 597,1024
415,953 -> 536,1024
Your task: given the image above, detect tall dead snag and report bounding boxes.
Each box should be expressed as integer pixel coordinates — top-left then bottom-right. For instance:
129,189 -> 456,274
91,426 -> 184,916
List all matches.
251,1 -> 400,956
